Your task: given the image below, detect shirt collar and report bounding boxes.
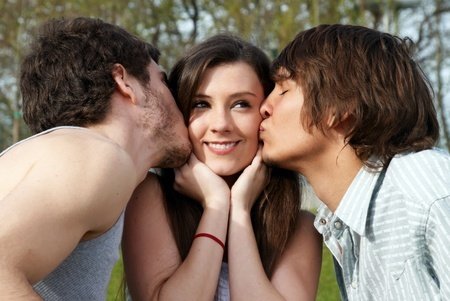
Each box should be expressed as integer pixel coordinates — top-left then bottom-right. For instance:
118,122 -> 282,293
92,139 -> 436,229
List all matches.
333,164 -> 383,236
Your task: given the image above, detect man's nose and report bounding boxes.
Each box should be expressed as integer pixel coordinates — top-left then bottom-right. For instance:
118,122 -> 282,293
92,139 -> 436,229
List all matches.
260,99 -> 271,119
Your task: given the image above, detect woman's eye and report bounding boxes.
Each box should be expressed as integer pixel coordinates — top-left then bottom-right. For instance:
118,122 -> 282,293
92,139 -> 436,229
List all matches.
233,100 -> 250,108
192,100 -> 209,109
279,90 -> 288,96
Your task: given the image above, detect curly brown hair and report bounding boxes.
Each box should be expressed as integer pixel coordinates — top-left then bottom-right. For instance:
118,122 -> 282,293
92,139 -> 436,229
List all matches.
20,17 -> 160,133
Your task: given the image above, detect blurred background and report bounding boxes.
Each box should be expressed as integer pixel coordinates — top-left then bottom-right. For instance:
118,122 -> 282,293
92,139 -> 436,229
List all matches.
1,1 -> 449,300
1,0 -> 449,153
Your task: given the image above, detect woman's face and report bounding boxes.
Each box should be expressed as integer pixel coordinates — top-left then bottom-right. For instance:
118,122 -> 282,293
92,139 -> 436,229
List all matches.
188,62 -> 265,177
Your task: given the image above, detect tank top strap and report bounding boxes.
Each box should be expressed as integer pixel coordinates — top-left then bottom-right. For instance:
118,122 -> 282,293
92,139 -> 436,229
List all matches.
0,126 -> 88,157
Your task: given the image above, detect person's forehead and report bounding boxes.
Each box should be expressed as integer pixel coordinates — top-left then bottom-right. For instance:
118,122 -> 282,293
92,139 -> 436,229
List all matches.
275,76 -> 297,87
148,59 -> 161,73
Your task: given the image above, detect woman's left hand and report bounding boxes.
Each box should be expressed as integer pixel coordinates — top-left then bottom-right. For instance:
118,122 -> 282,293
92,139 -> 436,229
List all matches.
230,147 -> 269,212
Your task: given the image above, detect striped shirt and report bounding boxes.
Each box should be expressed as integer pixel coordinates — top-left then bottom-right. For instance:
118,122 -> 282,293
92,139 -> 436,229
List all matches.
314,149 -> 450,300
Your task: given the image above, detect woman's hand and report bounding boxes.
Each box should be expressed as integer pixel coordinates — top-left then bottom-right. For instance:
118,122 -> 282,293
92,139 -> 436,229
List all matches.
231,148 -> 269,212
174,153 -> 230,209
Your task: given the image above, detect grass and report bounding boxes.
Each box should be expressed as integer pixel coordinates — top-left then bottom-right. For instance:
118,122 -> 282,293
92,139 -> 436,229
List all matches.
107,257 -> 124,301
316,246 -> 341,301
107,244 -> 340,300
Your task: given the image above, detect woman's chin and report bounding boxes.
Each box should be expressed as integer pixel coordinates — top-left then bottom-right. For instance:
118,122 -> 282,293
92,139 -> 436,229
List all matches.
209,165 -> 243,177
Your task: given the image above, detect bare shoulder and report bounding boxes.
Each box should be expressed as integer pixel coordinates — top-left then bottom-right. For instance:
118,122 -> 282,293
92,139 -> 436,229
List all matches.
46,130 -> 135,184
127,172 -> 164,212
135,172 -> 163,194
274,209 -> 322,268
297,210 -> 319,234
44,131 -> 137,202
48,129 -> 134,167
122,172 -> 181,300
124,171 -> 169,231
2,129 -> 138,232
3,128 -> 135,175
0,130 -> 139,282
289,210 -> 322,253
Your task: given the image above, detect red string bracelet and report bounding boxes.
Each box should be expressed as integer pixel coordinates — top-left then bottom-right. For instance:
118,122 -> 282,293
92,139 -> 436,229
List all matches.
194,232 -> 225,250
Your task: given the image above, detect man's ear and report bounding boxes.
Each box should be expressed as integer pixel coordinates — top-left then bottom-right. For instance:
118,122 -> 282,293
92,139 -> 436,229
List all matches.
111,63 -> 136,104
326,111 -> 354,135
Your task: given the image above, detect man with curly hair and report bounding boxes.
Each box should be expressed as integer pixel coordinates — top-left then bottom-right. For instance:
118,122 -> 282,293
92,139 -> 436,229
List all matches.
0,17 -> 191,300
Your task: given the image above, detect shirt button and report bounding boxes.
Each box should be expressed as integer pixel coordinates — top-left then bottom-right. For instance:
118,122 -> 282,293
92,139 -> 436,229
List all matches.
319,218 -> 327,225
351,281 -> 358,289
334,221 -> 342,229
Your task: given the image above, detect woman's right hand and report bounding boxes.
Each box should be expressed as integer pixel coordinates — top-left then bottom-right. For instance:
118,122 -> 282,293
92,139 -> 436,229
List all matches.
231,147 -> 269,212
174,153 -> 230,209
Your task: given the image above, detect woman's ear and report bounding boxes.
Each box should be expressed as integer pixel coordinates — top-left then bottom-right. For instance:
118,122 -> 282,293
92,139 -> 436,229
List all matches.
111,63 -> 136,104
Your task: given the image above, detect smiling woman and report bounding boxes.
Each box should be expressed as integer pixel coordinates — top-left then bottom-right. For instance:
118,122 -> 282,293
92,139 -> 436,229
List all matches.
122,34 -> 322,301
188,62 -> 264,179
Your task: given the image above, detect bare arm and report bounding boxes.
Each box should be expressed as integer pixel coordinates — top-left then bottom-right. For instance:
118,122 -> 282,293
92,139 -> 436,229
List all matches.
0,138 -> 136,299
123,155 -> 230,301
229,209 -> 322,300
228,153 -> 322,300
270,211 -> 322,300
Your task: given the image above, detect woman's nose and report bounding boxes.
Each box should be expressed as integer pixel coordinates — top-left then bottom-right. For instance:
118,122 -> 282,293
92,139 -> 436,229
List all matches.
210,109 -> 232,133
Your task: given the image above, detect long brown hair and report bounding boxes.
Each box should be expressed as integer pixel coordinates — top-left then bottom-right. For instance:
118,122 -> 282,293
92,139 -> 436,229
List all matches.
272,24 -> 439,167
160,34 -> 301,276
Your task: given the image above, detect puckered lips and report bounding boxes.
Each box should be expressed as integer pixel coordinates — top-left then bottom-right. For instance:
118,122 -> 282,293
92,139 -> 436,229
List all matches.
259,124 -> 266,141
204,141 -> 240,155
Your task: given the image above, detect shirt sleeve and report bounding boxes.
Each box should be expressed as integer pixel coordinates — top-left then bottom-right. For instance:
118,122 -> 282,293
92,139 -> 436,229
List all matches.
426,195 -> 450,297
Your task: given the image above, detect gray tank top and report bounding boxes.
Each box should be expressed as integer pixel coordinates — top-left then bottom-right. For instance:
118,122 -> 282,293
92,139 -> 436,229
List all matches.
33,214 -> 124,300
2,126 -> 124,300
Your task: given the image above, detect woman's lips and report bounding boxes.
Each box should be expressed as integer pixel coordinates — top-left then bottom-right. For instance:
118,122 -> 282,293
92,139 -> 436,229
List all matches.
205,141 -> 239,155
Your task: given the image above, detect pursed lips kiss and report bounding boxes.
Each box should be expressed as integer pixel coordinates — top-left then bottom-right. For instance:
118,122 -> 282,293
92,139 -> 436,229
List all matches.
259,124 -> 265,133
258,124 -> 266,142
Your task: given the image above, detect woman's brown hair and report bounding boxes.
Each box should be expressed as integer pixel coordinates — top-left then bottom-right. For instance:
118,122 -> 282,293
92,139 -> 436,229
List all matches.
160,34 -> 301,276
